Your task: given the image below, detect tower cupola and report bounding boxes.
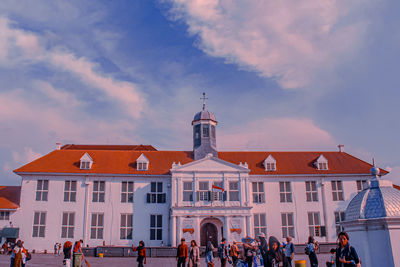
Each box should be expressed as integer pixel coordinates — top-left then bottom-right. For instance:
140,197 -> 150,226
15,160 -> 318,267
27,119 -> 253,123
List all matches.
192,93 -> 218,160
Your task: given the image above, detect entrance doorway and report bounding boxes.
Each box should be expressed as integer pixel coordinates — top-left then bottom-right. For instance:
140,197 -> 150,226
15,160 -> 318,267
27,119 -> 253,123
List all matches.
200,223 -> 218,247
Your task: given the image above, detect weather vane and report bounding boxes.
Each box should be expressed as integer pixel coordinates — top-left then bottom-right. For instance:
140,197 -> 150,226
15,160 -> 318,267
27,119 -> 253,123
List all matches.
201,92 -> 208,111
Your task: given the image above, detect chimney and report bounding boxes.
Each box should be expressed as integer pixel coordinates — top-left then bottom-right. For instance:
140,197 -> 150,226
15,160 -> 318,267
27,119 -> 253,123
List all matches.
56,142 -> 62,150
338,144 -> 344,152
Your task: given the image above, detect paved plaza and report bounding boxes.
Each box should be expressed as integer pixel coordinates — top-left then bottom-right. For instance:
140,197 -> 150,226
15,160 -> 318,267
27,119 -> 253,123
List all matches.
0,253 -> 331,267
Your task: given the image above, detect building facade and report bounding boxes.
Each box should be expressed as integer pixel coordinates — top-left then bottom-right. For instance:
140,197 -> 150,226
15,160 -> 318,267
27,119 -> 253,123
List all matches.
11,105 -> 385,251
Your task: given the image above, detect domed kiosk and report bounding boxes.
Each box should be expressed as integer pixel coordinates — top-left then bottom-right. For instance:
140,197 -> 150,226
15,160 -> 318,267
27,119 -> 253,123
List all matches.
342,164 -> 400,266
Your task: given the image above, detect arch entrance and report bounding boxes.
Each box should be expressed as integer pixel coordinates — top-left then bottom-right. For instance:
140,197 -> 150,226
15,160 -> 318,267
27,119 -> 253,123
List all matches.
200,217 -> 223,247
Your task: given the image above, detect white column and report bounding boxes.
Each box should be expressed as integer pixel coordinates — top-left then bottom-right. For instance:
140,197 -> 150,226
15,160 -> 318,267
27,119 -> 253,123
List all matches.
83,177 -> 90,243
171,177 -> 177,207
246,216 -> 251,237
177,178 -> 182,206
320,179 -> 330,242
224,216 -> 229,241
171,216 -> 177,247
176,216 -> 181,246
195,216 -> 201,244
244,177 -> 249,206
239,174 -> 244,206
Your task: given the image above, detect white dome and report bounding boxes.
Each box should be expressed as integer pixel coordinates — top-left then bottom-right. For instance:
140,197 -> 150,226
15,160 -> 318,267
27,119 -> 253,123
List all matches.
345,178 -> 400,221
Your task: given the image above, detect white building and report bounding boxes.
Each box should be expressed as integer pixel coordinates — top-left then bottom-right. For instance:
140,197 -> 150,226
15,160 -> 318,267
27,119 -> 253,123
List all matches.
10,104 -> 390,251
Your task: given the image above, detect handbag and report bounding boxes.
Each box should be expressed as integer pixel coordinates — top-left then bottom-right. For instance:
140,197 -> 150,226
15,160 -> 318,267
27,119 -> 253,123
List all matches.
208,262 -> 214,267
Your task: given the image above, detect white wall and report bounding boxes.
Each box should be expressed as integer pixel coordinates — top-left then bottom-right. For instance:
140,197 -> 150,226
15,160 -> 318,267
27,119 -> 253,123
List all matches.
15,174 -> 171,251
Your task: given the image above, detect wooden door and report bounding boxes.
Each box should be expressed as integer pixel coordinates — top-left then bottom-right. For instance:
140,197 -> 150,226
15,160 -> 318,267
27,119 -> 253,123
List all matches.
201,223 -> 218,247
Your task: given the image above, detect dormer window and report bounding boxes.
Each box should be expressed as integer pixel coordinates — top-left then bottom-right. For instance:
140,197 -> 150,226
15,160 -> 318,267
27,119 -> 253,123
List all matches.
316,155 -> 328,170
136,153 -> 149,171
80,153 -> 93,170
264,155 -> 277,171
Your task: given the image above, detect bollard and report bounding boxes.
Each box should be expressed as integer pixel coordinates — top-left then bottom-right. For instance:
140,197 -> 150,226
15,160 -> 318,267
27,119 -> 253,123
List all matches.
73,252 -> 82,267
294,260 -> 306,267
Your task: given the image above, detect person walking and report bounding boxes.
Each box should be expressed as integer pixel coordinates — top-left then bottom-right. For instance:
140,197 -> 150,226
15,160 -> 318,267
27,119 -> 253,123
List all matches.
258,233 -> 268,267
11,240 -> 25,267
132,241 -> 147,267
72,240 -> 83,267
243,240 -> 256,267
205,241 -> 214,267
335,232 -> 360,267
264,236 -> 286,267
217,238 -> 229,267
283,236 -> 294,267
176,238 -> 188,267
188,240 -> 200,267
63,241 -> 73,267
306,236 -> 319,267
229,241 -> 239,267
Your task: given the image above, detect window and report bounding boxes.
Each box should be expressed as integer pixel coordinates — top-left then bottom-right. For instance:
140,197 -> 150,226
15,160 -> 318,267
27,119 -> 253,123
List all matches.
64,180 -> 77,202
281,213 -> 295,238
36,180 -> 48,201
318,162 -> 328,170
194,125 -> 201,147
335,211 -> 345,235
203,124 -> 209,137
356,180 -> 367,192
211,125 -> 216,138
137,162 -> 148,171
183,182 -> 193,201
252,182 -> 265,203
264,155 -> 277,171
280,182 -> 292,203
212,182 -> 224,201
61,212 -> 75,238
305,181 -> 318,202
254,213 -> 267,237
308,212 -> 321,237
90,213 -> 104,239
316,155 -> 328,170
33,211 -> 46,237
136,153 -> 149,171
198,181 -> 209,201
121,182 -> 134,203
0,211 -> 10,220
80,153 -> 93,169
120,214 -> 133,240
331,181 -> 344,201
147,182 -> 166,203
92,181 -> 105,202
150,214 -> 162,240
229,181 -> 239,201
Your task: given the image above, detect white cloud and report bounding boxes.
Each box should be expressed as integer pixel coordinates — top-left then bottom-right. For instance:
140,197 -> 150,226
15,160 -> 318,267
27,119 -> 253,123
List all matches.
12,147 -> 42,165
0,16 -> 144,119
219,117 -> 336,151
166,0 -> 368,89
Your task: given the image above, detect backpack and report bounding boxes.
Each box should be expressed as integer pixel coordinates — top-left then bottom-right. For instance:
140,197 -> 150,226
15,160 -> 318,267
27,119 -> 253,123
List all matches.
304,245 -> 311,255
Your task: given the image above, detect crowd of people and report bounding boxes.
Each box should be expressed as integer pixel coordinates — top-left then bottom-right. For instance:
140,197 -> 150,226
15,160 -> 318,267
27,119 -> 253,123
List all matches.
1,239 -> 31,267
173,231 -> 360,267
1,231 -> 361,267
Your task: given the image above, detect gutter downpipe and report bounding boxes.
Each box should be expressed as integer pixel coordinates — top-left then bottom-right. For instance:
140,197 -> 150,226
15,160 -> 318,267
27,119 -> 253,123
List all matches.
83,176 -> 90,243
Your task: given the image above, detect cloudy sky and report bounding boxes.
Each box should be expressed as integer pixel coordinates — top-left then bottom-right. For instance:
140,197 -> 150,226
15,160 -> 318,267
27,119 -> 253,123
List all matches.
1,1 -> 399,185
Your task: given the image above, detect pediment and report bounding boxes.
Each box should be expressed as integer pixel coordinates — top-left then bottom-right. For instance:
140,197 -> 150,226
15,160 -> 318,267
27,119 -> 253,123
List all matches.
171,156 -> 249,173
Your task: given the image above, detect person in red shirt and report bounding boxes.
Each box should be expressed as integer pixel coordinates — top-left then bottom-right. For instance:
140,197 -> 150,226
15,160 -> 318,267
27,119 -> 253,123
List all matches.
176,238 -> 188,267
132,241 -> 147,267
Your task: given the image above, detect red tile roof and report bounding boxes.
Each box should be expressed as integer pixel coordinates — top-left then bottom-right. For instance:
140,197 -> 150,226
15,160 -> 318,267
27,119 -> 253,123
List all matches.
13,146 -> 385,176
61,144 -> 157,151
0,186 -> 20,209
394,184 -> 400,191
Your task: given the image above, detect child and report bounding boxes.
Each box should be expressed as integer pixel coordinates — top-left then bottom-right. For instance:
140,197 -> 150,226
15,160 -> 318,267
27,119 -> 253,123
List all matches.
326,248 -> 336,267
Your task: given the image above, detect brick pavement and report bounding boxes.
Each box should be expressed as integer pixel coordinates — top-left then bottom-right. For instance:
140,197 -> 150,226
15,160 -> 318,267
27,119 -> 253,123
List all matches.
0,253 -> 330,267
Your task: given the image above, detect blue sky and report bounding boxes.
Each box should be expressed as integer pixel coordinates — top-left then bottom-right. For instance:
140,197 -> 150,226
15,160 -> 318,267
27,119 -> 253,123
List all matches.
1,1 -> 400,185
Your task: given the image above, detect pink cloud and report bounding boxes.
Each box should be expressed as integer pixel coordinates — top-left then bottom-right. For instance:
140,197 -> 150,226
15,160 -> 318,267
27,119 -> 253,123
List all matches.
166,0 -> 368,89
218,117 -> 336,151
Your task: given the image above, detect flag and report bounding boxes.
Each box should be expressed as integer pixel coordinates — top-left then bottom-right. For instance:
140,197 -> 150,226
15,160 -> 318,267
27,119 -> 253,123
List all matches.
212,184 -> 224,192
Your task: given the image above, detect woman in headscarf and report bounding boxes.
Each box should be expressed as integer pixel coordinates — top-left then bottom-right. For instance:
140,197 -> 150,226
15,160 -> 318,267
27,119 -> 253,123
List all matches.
335,232 -> 360,267
205,241 -> 214,267
258,233 -> 268,267
132,241 -> 147,267
265,236 -> 286,267
188,240 -> 200,267
306,236 -> 318,267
